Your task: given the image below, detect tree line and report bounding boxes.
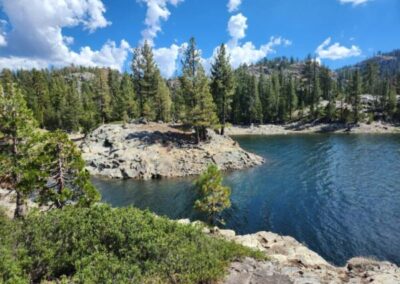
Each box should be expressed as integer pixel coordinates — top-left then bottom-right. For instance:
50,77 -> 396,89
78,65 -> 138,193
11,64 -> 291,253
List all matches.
1,38 -> 400,141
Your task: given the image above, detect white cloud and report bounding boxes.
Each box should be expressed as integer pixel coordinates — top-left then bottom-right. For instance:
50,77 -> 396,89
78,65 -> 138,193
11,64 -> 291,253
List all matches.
0,40 -> 131,71
339,0 -> 370,6
0,0 -> 132,71
138,0 -> 184,45
68,40 -> 131,70
228,13 -> 248,44
153,43 -> 187,78
226,36 -> 292,69
316,37 -> 361,60
227,0 -> 242,13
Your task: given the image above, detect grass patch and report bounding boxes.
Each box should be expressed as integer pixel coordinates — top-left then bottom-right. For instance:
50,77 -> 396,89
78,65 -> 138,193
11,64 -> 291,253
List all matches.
0,205 -> 266,283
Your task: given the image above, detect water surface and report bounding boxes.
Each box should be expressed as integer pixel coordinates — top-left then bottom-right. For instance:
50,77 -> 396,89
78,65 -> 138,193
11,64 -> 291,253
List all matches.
94,134 -> 400,266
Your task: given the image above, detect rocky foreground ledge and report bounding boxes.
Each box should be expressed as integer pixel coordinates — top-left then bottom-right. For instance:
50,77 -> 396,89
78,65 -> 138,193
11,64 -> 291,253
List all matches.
79,123 -> 264,180
177,219 -> 400,284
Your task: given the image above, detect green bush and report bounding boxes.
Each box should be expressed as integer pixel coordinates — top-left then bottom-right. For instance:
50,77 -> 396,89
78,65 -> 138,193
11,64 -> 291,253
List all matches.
0,205 -> 265,283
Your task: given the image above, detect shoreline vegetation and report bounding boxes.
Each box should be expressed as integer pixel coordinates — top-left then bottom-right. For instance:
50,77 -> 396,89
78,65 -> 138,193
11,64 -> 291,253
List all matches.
1,196 -> 399,283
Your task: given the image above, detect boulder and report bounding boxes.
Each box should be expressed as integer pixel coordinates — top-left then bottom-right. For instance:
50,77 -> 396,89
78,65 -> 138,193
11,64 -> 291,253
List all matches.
79,123 -> 264,180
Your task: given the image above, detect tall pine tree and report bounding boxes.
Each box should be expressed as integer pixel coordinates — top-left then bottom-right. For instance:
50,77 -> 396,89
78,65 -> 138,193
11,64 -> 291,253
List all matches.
210,44 -> 234,135
180,37 -> 218,142
0,84 -> 41,218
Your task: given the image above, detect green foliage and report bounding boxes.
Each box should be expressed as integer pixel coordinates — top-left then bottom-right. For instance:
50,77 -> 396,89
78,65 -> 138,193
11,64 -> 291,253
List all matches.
0,84 -> 100,217
180,38 -> 218,141
351,69 -> 362,123
1,52 -> 399,130
155,78 -> 172,122
0,84 -> 42,218
211,44 -> 235,134
386,85 -> 397,120
0,209 -> 26,283
0,205 -> 264,283
194,164 -> 231,225
37,130 -> 100,208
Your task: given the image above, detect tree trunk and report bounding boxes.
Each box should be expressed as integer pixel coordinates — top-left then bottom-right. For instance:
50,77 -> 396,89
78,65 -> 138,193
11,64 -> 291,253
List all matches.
12,136 -> 26,219
14,191 -> 26,218
194,127 -> 200,144
221,95 -> 226,136
56,142 -> 65,209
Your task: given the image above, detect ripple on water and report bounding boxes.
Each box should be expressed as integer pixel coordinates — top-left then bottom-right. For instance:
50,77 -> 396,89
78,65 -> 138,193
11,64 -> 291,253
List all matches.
94,134 -> 400,266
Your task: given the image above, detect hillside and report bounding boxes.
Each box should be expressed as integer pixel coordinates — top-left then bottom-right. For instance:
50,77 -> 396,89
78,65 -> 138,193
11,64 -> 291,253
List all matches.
338,49 -> 400,78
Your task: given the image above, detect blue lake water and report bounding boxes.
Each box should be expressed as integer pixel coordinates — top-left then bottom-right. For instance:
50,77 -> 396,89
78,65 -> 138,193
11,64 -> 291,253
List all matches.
93,134 -> 400,266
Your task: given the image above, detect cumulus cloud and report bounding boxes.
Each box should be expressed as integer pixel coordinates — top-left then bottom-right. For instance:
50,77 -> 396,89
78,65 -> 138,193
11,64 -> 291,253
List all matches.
0,40 -> 131,71
227,0 -> 242,12
139,0 -> 184,45
0,0 -> 132,71
339,0 -> 370,6
316,37 -> 361,60
226,36 -> 292,68
228,13 -> 248,45
153,43 -> 188,78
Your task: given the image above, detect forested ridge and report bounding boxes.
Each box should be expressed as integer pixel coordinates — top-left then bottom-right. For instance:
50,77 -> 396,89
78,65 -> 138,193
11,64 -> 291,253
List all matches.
1,39 -> 400,136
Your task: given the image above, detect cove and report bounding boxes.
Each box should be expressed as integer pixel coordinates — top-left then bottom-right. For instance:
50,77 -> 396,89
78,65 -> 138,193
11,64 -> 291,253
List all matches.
93,134 -> 400,266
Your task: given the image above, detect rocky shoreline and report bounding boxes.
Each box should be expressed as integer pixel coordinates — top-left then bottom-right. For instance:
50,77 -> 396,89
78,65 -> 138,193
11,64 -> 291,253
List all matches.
79,123 -> 264,180
1,191 -> 399,283
177,219 -> 400,284
226,121 -> 400,136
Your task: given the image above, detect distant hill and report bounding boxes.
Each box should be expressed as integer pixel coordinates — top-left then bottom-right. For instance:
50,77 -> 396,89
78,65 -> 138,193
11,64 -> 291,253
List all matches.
337,50 -> 400,78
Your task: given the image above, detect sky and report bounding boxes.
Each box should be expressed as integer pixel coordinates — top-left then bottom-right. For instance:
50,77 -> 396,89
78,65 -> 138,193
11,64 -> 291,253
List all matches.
0,0 -> 399,78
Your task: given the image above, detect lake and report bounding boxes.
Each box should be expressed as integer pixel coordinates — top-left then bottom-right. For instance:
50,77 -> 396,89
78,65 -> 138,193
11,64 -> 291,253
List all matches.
93,134 -> 400,266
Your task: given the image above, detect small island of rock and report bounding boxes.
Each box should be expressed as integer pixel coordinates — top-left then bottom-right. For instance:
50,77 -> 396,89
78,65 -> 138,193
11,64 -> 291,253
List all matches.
80,122 -> 264,180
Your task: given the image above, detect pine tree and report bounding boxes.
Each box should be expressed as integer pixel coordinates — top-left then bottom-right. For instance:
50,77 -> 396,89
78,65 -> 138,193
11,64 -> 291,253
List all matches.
231,66 -> 248,124
31,70 -> 52,128
80,81 -> 98,135
363,62 -> 379,95
38,131 -> 100,209
320,67 -> 332,100
210,44 -> 234,135
386,85 -> 397,120
95,69 -> 111,124
0,84 -> 41,218
180,37 -> 218,142
1,69 -> 14,96
311,60 -> 321,119
108,69 -> 122,121
132,41 -> 159,120
249,75 -> 263,123
119,73 -> 138,120
303,55 -> 313,106
155,76 -> 172,122
269,73 -> 280,122
61,81 -> 82,132
396,73 -> 400,95
194,164 -> 231,225
286,77 -> 298,121
48,75 -> 68,130
258,71 -> 269,122
351,69 -> 362,123
326,80 -> 337,122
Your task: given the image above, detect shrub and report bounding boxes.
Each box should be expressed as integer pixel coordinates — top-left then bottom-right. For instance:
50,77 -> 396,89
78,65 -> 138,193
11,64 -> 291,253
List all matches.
0,205 -> 265,283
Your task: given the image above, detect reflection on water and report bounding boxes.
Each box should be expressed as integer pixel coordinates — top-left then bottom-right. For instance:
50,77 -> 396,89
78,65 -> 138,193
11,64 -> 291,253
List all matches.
93,134 -> 400,266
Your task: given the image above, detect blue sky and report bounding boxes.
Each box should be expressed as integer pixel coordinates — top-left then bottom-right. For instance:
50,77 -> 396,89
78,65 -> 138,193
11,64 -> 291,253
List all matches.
0,0 -> 399,77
